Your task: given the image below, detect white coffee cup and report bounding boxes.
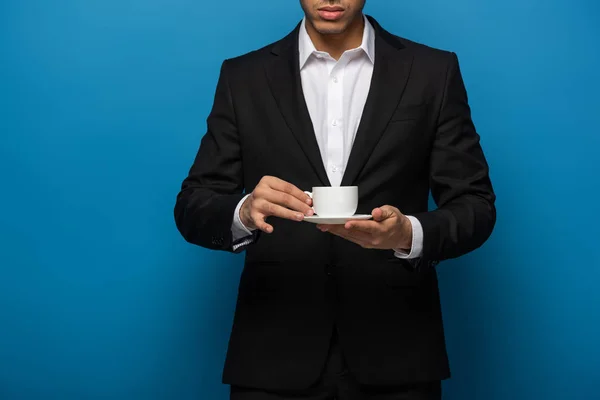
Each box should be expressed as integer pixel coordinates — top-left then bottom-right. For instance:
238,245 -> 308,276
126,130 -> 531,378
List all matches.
304,186 -> 358,217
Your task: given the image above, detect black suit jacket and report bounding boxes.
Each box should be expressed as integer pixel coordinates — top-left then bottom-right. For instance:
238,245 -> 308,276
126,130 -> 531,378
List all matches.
175,16 -> 496,390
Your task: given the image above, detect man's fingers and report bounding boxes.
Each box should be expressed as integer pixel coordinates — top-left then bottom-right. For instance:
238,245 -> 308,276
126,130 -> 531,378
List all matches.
264,176 -> 312,205
344,220 -> 380,234
257,199 -> 306,222
320,225 -> 366,245
250,211 -> 274,234
372,206 -> 397,222
257,221 -> 274,234
371,207 -> 387,222
371,208 -> 381,221
263,190 -> 314,215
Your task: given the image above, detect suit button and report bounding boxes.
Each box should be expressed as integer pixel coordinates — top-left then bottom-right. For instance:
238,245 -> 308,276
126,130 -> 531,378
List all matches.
325,264 -> 333,276
431,260 -> 439,267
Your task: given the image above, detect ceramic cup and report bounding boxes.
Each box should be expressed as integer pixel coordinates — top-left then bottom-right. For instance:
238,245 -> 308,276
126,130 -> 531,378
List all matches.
304,186 -> 358,217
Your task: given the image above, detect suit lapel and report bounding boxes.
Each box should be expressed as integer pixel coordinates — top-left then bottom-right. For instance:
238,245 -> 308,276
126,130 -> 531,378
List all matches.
264,27 -> 331,187
341,19 -> 414,187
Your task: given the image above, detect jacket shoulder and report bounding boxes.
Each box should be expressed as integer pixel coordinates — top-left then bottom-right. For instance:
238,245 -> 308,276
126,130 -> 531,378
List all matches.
395,34 -> 455,62
386,33 -> 460,80
221,34 -> 289,72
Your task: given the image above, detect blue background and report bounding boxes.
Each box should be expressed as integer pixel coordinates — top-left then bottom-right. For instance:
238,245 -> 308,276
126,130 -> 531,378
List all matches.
1,0 -> 599,399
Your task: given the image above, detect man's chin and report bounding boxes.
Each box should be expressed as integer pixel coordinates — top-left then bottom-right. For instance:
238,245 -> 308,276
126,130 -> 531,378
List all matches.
312,21 -> 348,35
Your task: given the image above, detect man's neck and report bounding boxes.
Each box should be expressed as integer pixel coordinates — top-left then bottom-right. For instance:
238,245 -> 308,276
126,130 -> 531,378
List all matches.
304,15 -> 365,60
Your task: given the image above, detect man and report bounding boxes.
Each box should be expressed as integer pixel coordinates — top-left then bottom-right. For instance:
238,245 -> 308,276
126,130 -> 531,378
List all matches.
175,0 -> 496,398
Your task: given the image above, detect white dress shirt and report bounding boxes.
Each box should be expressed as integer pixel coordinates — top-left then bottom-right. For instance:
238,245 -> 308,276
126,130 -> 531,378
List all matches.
231,15 -> 423,259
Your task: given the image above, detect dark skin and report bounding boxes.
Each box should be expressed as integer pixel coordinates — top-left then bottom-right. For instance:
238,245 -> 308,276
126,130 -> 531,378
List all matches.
300,0 -> 365,60
239,0 -> 413,252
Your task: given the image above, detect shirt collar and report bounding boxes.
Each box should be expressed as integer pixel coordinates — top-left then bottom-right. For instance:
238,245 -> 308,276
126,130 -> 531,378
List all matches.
298,14 -> 375,69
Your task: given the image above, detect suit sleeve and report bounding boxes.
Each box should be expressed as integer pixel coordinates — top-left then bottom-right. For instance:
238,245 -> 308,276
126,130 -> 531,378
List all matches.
174,60 -> 249,252
412,52 -> 496,266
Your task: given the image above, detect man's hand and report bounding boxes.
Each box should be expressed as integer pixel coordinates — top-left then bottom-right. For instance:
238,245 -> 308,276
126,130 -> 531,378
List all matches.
317,206 -> 413,251
240,176 -> 314,233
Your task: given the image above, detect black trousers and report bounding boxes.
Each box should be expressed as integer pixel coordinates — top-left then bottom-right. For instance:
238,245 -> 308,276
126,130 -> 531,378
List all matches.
230,331 -> 442,400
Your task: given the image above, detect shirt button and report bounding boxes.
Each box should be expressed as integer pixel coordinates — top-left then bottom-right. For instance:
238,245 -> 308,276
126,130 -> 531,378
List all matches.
331,165 -> 338,172
332,77 -> 338,83
332,120 -> 338,126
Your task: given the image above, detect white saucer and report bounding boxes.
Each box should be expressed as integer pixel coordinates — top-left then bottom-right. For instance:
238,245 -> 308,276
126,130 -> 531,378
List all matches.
303,214 -> 372,225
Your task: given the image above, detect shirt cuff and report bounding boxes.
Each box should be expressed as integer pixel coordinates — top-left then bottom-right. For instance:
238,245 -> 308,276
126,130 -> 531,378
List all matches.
393,215 -> 423,260
232,194 -> 255,242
